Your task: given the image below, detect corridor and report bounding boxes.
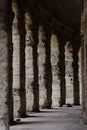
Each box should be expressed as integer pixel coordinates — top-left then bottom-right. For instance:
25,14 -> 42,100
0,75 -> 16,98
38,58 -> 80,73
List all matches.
10,106 -> 87,130
1,0 -> 87,130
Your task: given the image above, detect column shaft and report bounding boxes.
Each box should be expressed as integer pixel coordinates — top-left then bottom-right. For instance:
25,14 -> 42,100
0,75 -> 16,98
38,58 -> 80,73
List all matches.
51,34 -> 60,107
25,12 -> 39,111
0,1 -> 12,127
78,47 -> 82,104
82,0 -> 87,121
8,4 -> 14,124
59,41 -> 66,106
65,42 -> 73,104
73,41 -> 80,105
38,26 -> 52,108
81,0 -> 86,121
18,3 -> 26,117
12,1 -> 26,117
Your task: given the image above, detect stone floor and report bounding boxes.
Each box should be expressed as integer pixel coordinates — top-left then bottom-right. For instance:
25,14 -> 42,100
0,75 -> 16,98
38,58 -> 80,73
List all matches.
10,106 -> 87,130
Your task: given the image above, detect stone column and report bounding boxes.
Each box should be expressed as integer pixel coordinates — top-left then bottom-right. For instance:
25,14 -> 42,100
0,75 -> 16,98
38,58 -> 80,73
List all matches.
17,1 -> 26,117
65,42 -> 73,104
7,1 -> 14,124
0,0 -> 12,128
81,0 -> 86,121
12,8 -> 21,117
59,40 -> 66,106
82,0 -> 87,122
12,1 -> 26,117
38,26 -> 52,108
8,12 -> 14,125
78,47 -> 82,105
51,33 -> 60,107
72,39 -> 80,105
25,12 -> 39,111
81,35 -> 85,119
0,25 -> 9,130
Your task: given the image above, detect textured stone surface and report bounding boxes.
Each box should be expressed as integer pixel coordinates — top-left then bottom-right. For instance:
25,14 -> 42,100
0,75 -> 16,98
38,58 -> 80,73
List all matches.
59,40 -> 66,105
25,12 -> 39,112
78,47 -> 82,105
12,1 -> 26,117
73,39 -> 80,105
38,26 -> 52,108
38,26 -> 48,108
17,1 -> 26,117
65,42 -> 73,104
0,24 -> 9,130
12,3 -> 21,117
51,34 -> 60,107
82,0 -> 87,122
7,8 -> 14,125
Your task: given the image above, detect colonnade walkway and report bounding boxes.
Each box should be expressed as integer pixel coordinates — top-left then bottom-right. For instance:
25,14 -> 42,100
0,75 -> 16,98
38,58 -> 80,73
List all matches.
10,106 -> 87,130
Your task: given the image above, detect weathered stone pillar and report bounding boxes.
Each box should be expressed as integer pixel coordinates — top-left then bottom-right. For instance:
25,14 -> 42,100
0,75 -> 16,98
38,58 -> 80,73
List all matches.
0,25 -> 9,130
65,42 -> 73,104
78,47 -> 82,104
38,26 -> 52,108
12,8 -> 20,117
0,1 -> 12,129
59,40 -> 66,106
7,2 -> 14,125
12,1 -> 26,117
72,39 -> 80,105
82,0 -> 87,122
8,15 -> 14,125
18,1 -> 26,117
81,35 -> 85,115
51,33 -> 60,107
25,12 -> 39,111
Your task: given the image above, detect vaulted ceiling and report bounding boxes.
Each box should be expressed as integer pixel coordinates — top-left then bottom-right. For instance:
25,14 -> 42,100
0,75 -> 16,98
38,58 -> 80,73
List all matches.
40,0 -> 81,33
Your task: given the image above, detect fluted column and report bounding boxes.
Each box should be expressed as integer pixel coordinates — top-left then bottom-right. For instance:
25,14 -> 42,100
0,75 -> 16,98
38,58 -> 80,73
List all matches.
38,26 -> 52,108
25,12 -> 39,111
72,39 -> 80,105
59,40 -> 66,106
51,33 -> 60,107
65,42 -> 73,104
